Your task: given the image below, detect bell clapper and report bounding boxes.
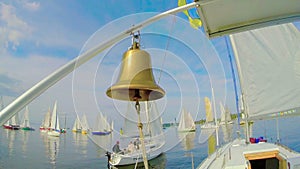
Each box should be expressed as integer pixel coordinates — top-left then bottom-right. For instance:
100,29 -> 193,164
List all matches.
134,89 -> 149,169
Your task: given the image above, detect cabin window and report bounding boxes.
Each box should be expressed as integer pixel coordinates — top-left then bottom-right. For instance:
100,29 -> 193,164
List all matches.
244,150 -> 287,169
249,157 -> 279,169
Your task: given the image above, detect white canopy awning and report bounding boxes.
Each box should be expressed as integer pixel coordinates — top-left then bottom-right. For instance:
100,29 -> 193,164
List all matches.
196,0 -> 300,38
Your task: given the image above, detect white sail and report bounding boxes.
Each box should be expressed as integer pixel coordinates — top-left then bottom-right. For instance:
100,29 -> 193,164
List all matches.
204,97 -> 214,122
21,106 -> 30,127
230,23 -> 300,119
122,103 -> 142,138
147,101 -> 164,138
41,107 -> 51,129
220,103 -> 232,124
201,97 -> 217,129
49,101 -> 59,130
93,112 -> 110,132
10,113 -> 19,126
200,97 -> 218,143
121,101 -> 164,139
111,121 -> 114,131
225,107 -> 231,123
72,115 -> 81,131
178,110 -> 186,131
48,101 -> 60,137
81,114 -> 89,131
104,115 -> 110,131
178,109 -> 196,132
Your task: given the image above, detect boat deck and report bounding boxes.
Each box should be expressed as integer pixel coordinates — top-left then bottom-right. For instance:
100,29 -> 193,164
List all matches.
198,138 -> 300,169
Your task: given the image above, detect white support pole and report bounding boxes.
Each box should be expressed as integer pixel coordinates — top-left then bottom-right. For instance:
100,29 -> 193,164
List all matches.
0,2 -> 199,125
211,87 -> 219,147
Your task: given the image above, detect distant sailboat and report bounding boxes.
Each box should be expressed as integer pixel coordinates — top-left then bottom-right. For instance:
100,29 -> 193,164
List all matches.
40,107 -> 51,132
219,102 -> 233,125
201,97 -> 218,129
81,114 -> 89,134
0,97 -> 11,129
10,113 -> 20,130
21,106 -> 35,131
48,101 -> 60,137
3,119 -> 12,129
72,115 -> 82,133
92,112 -> 112,135
2,97 -> 20,130
177,109 -> 196,132
199,97 -> 218,144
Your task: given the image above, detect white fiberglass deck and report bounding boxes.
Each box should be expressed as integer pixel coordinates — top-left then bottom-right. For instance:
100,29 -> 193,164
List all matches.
198,138 -> 300,169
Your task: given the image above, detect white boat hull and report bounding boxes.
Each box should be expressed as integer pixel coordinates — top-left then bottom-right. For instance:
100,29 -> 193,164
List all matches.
109,142 -> 164,166
48,130 -> 60,137
200,123 -> 218,129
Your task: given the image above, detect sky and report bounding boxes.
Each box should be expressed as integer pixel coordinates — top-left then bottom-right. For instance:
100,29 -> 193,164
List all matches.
0,0 -> 299,131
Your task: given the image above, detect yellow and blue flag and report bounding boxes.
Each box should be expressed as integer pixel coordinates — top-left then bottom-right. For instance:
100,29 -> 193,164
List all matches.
178,0 -> 202,29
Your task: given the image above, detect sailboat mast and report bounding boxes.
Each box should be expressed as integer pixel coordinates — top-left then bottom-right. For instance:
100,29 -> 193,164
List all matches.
211,88 -> 219,146
55,111 -> 58,129
229,35 -> 250,144
64,113 -> 66,129
225,37 -> 240,126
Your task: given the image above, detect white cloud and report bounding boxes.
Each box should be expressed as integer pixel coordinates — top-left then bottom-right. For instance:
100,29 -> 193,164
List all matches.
23,1 -> 40,11
0,3 -> 32,51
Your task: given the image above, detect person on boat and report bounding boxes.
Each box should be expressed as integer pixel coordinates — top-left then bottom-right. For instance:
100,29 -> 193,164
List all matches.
112,141 -> 122,154
134,138 -> 140,150
120,128 -> 123,135
127,141 -> 134,153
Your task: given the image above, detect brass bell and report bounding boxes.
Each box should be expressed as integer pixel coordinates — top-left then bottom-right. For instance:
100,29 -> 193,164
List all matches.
106,39 -> 165,101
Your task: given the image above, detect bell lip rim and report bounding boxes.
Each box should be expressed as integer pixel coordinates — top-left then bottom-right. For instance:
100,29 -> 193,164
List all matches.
105,87 -> 165,101
106,86 -> 165,94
